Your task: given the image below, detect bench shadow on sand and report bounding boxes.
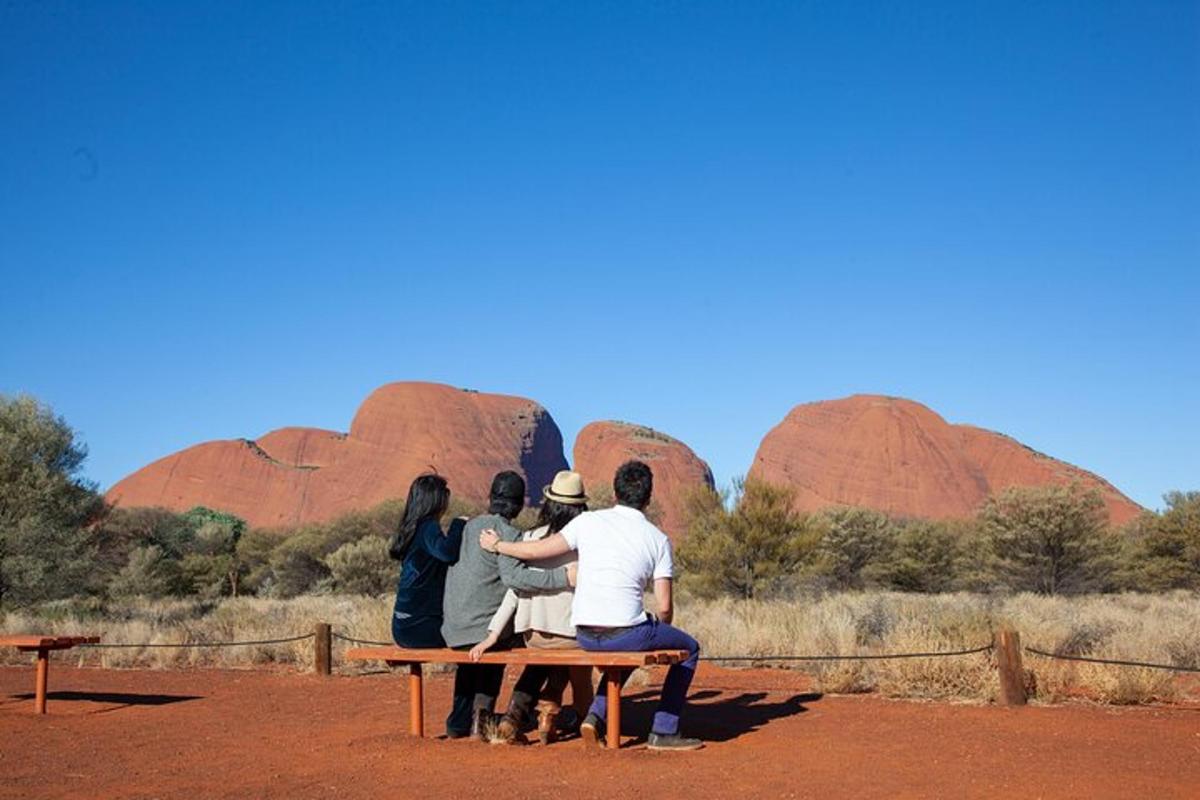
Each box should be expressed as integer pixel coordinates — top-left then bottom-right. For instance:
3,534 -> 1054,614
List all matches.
620,688 -> 822,745
8,690 -> 202,714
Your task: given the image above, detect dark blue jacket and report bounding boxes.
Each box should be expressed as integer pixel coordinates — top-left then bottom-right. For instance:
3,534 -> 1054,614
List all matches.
392,518 -> 464,623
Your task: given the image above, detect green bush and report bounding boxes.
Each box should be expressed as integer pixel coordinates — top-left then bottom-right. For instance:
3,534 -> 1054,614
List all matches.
814,507 -> 897,590
979,484 -> 1114,594
1121,491 -> 1200,591
677,480 -> 821,599
873,519 -> 965,593
326,536 -> 395,595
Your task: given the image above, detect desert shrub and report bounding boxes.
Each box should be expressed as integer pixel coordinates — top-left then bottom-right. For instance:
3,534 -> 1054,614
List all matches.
326,536 -> 395,595
873,519 -> 966,592
979,484 -> 1114,594
0,394 -> 106,607
108,545 -> 180,599
677,480 -> 820,599
95,507 -> 197,579
814,507 -> 896,590
1123,491 -> 1200,591
266,543 -> 332,598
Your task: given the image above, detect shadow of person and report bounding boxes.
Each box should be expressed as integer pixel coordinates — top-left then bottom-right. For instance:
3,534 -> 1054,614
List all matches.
9,691 -> 202,714
620,689 -> 821,744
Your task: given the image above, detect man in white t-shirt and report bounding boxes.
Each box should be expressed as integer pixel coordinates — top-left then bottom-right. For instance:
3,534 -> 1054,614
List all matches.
482,460 -> 702,751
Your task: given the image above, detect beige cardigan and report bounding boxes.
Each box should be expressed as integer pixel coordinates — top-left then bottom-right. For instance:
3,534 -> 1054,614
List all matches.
486,525 -> 576,639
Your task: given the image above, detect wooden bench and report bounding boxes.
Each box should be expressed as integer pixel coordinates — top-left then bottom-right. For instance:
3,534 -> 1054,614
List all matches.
0,635 -> 100,714
345,646 -> 688,749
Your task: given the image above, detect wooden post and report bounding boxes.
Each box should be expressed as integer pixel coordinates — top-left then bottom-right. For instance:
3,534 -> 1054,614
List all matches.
409,664 -> 424,737
995,628 -> 1027,706
605,668 -> 623,750
34,648 -> 49,714
314,623 -> 331,676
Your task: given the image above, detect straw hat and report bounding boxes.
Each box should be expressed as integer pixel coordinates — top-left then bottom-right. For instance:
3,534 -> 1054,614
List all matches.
542,470 -> 588,505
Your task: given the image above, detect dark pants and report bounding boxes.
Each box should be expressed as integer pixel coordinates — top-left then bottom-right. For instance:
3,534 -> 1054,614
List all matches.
446,637 -> 519,735
577,617 -> 700,736
448,661 -> 506,735
502,665 -> 568,727
392,614 -> 445,648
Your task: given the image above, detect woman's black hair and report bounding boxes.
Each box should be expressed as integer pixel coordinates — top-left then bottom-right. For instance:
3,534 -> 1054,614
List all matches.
535,497 -> 587,534
390,474 -> 451,560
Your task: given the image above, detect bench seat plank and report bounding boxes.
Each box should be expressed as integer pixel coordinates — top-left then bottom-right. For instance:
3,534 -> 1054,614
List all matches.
344,646 -> 687,667
0,635 -> 100,651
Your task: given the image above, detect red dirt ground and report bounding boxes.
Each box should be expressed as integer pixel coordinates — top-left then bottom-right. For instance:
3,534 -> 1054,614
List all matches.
2,664 -> 1198,799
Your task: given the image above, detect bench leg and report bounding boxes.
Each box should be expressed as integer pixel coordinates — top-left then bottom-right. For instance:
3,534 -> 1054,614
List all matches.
605,668 -> 623,750
409,664 -> 424,738
35,648 -> 49,715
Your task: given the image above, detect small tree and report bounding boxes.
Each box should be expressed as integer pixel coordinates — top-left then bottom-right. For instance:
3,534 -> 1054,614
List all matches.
181,507 -> 246,597
1126,491 -> 1200,590
676,479 -> 819,599
979,484 -> 1113,594
814,507 -> 896,590
0,395 -> 106,607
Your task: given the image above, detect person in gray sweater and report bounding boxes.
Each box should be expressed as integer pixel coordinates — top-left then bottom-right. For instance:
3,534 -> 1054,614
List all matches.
440,471 -> 570,739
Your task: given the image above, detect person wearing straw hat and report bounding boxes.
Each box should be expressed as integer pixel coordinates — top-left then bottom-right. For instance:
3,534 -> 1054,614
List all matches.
470,470 -> 594,744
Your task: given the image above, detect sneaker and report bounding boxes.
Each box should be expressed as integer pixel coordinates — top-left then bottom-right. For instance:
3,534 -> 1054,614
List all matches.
556,707 -> 581,735
579,712 -> 606,749
647,732 -> 704,751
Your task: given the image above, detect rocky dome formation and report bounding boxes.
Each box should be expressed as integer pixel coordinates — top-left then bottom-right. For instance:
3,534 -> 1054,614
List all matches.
748,395 -> 1142,525
572,421 -> 715,540
106,382 -> 568,528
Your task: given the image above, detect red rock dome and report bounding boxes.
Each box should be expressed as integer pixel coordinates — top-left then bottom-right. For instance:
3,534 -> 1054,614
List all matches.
106,382 -> 568,528
572,421 -> 714,540
748,395 -> 1141,525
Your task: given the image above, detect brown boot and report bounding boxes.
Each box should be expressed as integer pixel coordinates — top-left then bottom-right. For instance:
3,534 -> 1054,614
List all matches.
535,699 -> 561,745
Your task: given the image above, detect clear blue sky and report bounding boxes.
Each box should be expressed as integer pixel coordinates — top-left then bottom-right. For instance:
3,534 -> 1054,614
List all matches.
2,2 -> 1197,510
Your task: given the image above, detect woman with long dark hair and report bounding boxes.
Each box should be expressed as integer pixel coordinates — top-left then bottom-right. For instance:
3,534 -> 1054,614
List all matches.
390,473 -> 465,648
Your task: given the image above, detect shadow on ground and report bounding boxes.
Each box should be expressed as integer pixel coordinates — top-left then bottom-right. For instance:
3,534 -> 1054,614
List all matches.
8,691 -> 202,713
620,688 -> 822,744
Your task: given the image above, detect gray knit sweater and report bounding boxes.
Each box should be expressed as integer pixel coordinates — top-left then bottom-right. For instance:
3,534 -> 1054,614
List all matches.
440,513 -> 569,648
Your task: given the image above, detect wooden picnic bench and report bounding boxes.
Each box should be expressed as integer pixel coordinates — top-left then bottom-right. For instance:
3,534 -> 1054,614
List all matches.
345,646 -> 689,750
0,635 -> 100,714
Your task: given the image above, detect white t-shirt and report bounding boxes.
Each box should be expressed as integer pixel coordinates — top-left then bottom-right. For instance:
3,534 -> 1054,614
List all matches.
560,505 -> 674,628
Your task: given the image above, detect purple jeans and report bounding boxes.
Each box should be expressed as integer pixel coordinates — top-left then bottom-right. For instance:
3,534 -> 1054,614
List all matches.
576,616 -> 700,736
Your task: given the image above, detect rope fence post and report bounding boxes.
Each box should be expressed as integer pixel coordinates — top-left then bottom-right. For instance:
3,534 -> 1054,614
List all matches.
314,622 -> 332,676
995,628 -> 1027,706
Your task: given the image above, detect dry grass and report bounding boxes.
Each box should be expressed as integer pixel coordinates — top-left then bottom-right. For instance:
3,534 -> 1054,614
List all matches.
3,592 -> 1197,705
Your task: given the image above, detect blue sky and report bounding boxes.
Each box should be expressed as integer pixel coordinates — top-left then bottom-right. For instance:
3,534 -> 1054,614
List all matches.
2,1 -> 1197,510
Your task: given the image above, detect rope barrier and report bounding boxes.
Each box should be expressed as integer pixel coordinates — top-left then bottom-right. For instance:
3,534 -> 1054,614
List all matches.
327,629 -> 994,661
331,632 -> 392,647
700,642 -> 994,662
1024,645 -> 1200,674
80,633 -> 315,649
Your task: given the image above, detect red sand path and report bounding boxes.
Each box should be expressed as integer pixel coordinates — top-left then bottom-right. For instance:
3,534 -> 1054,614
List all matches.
2,664 -> 1197,799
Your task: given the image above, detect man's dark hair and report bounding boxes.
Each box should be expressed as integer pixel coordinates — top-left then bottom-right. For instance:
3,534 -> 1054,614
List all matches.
488,470 -> 526,520
613,460 -> 653,511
